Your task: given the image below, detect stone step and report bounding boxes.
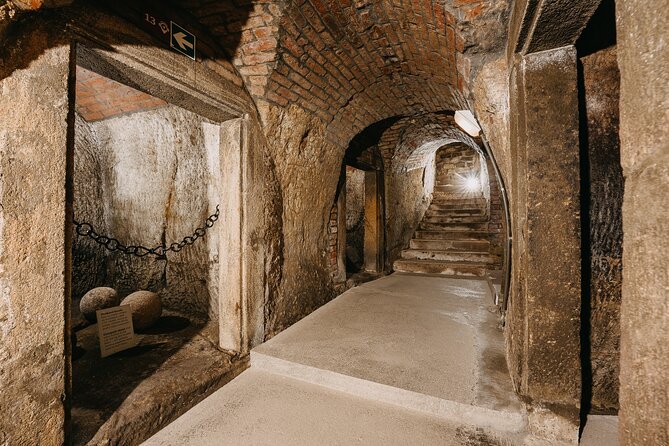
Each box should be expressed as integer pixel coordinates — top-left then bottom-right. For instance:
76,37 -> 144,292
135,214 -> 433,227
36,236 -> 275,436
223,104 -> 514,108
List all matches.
428,203 -> 486,211
401,249 -> 499,264
434,185 -> 462,193
409,239 -> 490,252
422,215 -> 488,224
415,230 -> 489,240
432,194 -> 486,203
435,177 -> 471,184
431,197 -> 486,204
393,259 -> 490,276
419,221 -> 488,231
425,209 -> 485,218
248,277 -> 528,435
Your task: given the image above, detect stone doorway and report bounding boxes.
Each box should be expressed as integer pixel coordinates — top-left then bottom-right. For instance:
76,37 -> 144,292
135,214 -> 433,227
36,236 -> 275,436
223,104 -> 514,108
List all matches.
67,39 -> 254,444
342,146 -> 386,279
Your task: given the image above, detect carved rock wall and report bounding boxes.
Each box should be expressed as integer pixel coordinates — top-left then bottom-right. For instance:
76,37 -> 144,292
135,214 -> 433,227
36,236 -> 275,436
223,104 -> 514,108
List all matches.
581,45 -> 623,412
73,106 -> 221,322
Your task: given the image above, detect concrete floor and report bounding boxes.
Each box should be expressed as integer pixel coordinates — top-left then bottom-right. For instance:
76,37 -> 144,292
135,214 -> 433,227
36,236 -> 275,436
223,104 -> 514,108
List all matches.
143,368 -> 521,446
580,415 -> 619,446
144,273 -> 529,445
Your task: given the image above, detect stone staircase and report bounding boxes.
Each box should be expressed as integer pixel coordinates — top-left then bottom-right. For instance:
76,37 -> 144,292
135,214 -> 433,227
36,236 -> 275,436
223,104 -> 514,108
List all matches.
394,194 -> 499,277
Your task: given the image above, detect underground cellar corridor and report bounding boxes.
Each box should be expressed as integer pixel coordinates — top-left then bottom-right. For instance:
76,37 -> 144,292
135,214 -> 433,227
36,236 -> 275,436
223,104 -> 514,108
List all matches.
1,0 -> 668,445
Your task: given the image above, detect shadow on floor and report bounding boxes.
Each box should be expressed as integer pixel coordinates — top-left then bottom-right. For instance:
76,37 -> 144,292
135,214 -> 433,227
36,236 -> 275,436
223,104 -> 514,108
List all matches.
71,311 -> 243,445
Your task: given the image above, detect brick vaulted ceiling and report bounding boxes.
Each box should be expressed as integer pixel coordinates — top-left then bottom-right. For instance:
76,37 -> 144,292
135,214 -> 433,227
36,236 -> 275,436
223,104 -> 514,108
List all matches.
186,0 -> 510,145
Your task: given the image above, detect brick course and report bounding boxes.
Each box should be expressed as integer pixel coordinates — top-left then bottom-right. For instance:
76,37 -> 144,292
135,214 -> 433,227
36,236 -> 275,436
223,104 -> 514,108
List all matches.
75,66 -> 167,122
188,0 -> 497,146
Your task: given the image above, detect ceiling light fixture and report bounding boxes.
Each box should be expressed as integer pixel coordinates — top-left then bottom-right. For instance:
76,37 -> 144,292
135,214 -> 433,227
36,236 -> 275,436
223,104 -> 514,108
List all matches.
454,110 -> 481,138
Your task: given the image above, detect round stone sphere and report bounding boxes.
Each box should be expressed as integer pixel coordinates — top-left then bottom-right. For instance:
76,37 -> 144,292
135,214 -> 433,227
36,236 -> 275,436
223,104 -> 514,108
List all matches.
122,291 -> 162,330
80,287 -> 120,323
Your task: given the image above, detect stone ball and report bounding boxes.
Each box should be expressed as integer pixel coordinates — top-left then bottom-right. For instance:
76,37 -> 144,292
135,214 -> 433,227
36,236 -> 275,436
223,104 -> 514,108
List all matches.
80,287 -> 120,323
122,291 -> 162,331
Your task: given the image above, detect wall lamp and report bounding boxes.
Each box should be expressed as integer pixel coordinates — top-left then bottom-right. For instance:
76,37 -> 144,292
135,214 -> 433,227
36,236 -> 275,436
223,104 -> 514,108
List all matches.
454,110 -> 481,138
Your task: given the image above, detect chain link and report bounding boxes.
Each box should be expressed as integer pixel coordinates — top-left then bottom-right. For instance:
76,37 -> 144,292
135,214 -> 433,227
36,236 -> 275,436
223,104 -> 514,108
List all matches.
73,206 -> 220,258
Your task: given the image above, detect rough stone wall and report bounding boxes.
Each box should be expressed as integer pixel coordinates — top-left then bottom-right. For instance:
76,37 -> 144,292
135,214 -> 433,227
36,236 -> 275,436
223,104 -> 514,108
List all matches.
73,106 -> 221,322
261,104 -> 342,337
72,114 -> 107,304
616,0 -> 669,443
345,166 -> 365,273
0,27 -> 70,446
507,47 -> 582,441
385,167 -> 434,266
486,158 -> 505,257
471,56 -> 512,197
580,45 -> 623,413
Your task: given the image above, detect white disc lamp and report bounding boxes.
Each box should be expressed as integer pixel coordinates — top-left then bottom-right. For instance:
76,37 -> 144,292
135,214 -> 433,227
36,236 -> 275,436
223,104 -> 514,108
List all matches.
454,110 -> 481,137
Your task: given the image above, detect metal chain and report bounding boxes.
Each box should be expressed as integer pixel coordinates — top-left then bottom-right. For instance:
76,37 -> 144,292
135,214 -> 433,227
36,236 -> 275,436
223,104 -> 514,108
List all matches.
72,206 -> 220,258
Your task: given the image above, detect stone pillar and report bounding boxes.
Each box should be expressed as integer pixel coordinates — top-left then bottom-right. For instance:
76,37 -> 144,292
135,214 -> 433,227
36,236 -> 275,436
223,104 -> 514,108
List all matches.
364,170 -> 383,272
0,41 -> 72,444
508,46 -> 582,441
617,1 -> 669,444
218,118 -> 244,352
336,182 -> 347,283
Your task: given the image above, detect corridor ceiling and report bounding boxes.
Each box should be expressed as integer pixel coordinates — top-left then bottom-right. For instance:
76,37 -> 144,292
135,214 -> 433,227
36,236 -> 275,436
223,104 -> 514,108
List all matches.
185,0 -> 511,143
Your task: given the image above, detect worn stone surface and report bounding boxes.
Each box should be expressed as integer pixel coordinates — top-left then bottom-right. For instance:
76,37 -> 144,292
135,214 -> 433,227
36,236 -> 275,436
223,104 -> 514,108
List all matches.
80,287 -> 120,323
581,45 -> 623,412
0,24 -> 70,446
345,166 -> 365,272
471,56 -> 512,197
508,0 -> 602,55
72,312 -> 247,446
261,104 -> 342,337
144,368 -> 522,446
507,47 -> 582,440
617,0 -> 669,443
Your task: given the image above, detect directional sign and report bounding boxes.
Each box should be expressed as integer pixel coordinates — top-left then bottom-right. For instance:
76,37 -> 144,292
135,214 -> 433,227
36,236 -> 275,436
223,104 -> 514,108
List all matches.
170,21 -> 196,60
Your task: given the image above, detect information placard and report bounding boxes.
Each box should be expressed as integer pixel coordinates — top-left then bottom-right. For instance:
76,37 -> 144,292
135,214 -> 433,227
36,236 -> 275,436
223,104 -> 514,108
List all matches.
96,306 -> 139,358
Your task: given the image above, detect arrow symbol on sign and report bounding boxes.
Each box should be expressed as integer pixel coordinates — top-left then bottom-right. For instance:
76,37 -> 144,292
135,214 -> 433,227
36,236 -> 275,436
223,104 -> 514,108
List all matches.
173,32 -> 193,50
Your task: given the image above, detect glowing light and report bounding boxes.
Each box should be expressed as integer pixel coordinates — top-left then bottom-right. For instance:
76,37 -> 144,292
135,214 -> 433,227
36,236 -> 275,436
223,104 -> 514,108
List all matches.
463,176 -> 480,192
455,172 -> 481,195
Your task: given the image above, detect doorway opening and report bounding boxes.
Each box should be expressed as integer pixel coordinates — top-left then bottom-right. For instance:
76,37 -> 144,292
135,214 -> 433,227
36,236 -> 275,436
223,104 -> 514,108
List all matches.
339,143 -> 386,281
69,43 -> 246,445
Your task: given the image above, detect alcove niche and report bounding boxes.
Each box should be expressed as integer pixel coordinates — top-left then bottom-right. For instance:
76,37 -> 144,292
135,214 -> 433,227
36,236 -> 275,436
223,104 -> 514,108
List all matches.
70,45 -> 245,445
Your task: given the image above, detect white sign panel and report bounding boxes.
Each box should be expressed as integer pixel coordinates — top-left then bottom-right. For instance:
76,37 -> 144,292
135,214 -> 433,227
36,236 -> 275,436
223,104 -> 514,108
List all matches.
97,306 -> 139,358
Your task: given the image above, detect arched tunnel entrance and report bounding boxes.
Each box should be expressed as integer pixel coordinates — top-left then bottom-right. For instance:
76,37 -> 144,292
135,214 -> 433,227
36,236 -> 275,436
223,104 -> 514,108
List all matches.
330,112 -> 510,306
